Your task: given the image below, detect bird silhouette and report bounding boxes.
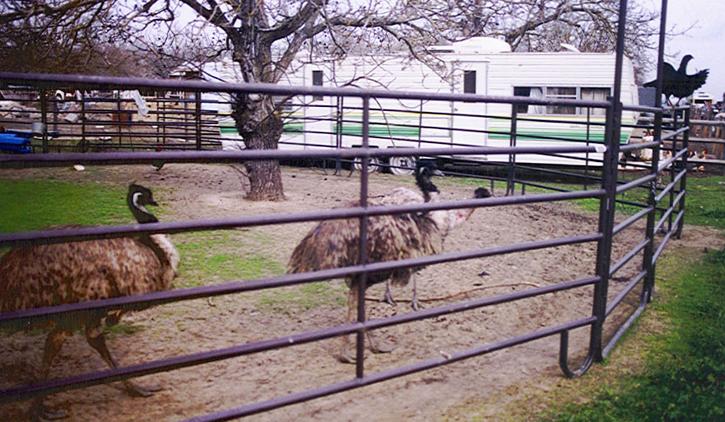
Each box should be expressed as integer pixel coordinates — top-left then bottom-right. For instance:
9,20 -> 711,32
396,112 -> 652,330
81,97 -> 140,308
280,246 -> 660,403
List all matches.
644,55 -> 709,106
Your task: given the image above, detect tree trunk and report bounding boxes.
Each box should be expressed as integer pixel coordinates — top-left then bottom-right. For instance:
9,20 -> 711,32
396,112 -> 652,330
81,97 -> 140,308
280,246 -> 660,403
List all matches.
244,157 -> 284,201
232,96 -> 286,201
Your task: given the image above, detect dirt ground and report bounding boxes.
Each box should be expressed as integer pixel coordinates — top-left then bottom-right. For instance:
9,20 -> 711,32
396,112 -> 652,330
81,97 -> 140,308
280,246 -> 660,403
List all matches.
1,163 -> 722,421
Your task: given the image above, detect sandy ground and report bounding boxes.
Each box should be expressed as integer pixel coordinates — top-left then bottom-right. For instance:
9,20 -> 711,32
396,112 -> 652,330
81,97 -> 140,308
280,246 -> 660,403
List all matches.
0,163 -> 722,421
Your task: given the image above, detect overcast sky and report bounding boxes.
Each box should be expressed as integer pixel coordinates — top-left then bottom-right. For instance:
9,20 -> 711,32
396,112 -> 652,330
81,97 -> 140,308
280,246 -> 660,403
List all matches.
171,1 -> 722,100
643,0 -> 724,101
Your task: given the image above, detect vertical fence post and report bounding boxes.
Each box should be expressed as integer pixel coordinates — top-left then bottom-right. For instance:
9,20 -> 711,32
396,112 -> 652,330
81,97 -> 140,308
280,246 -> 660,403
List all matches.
590,0 -> 628,362
584,107 -> 591,190
80,91 -> 87,152
39,89 -> 49,153
355,96 -> 371,378
116,91 -> 123,147
667,108 -> 680,233
506,105 -> 518,196
675,107 -> 690,238
642,0 -> 668,304
336,96 -> 343,174
162,99 -> 167,148
195,91 -> 202,150
417,100 -> 424,149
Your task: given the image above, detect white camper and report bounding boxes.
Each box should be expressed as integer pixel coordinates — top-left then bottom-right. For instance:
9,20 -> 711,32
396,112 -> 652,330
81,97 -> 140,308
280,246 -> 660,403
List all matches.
204,37 -> 639,171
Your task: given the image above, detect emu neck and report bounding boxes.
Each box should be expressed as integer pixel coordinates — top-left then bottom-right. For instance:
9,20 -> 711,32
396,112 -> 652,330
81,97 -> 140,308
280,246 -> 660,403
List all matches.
126,192 -> 169,269
678,57 -> 691,74
128,197 -> 158,224
137,236 -> 174,271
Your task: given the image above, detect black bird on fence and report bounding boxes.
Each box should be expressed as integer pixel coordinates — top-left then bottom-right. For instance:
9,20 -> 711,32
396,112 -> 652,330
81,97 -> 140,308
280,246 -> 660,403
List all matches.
644,55 -> 709,105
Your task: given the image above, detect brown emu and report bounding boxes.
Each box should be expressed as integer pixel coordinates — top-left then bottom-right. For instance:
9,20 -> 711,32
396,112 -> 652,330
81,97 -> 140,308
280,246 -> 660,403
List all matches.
287,164 -> 491,362
0,183 -> 179,419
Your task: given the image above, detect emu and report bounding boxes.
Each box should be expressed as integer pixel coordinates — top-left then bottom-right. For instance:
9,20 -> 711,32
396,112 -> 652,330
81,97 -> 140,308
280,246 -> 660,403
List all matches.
0,183 -> 179,419
287,164 -> 491,362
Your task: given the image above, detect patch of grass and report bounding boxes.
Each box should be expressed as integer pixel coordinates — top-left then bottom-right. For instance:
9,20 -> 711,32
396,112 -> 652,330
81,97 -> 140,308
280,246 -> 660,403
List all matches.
174,230 -> 285,288
683,175 -> 725,229
0,178 -> 131,233
258,281 -> 347,311
105,322 -> 146,338
540,247 -> 725,421
439,173 -> 725,228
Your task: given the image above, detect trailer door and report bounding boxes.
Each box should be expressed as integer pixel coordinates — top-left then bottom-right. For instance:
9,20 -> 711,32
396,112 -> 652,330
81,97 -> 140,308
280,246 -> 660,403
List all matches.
452,62 -> 489,148
301,65 -> 334,149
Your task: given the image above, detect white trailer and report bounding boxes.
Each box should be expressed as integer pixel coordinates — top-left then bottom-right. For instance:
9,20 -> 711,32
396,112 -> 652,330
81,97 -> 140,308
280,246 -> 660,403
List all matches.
203,38 -> 639,173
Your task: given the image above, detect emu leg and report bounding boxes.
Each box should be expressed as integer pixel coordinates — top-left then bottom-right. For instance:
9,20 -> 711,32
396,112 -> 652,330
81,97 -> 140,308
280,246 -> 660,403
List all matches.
338,287 -> 395,363
31,328 -> 73,421
84,324 -> 161,397
337,288 -> 358,364
383,281 -> 396,306
411,275 -> 421,311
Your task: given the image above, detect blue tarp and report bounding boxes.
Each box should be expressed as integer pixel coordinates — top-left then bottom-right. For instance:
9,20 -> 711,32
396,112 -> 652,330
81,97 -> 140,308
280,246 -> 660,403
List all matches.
0,132 -> 32,154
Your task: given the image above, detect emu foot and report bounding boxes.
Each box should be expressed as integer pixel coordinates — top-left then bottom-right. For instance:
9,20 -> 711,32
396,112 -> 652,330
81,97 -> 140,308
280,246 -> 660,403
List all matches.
411,299 -> 422,311
383,287 -> 396,306
369,338 -> 394,354
123,380 -> 163,398
335,349 -> 358,364
31,403 -> 68,421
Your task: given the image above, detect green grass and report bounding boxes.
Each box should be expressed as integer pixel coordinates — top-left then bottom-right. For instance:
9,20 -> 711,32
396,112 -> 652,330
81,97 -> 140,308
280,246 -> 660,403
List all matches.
258,281 -> 347,312
440,173 -> 725,228
105,322 -> 146,338
174,230 -> 285,288
541,247 -> 725,421
682,175 -> 725,229
0,178 -> 132,233
174,230 -> 344,310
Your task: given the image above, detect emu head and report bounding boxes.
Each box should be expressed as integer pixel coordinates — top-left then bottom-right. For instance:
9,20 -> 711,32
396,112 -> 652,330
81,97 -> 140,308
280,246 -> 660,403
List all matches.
474,187 -> 492,199
415,161 -> 443,201
127,183 -> 159,224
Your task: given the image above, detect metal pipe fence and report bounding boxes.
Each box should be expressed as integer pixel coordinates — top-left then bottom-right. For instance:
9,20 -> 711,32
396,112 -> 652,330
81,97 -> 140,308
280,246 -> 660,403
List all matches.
0,1 -> 698,418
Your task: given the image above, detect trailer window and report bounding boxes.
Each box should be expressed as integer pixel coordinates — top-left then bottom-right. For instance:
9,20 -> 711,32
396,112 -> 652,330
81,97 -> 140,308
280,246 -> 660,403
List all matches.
512,86 -> 545,114
546,87 -> 577,114
513,86 -> 611,115
580,88 -> 610,116
312,70 -> 323,101
463,71 -> 476,94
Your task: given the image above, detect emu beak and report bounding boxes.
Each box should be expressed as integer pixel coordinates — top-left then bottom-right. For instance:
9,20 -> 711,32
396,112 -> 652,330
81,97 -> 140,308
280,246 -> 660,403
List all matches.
433,169 -> 445,176
148,199 -> 159,206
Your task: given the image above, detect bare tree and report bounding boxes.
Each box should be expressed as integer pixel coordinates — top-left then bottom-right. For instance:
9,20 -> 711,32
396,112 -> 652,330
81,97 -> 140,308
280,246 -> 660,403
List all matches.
1,1 -> 664,200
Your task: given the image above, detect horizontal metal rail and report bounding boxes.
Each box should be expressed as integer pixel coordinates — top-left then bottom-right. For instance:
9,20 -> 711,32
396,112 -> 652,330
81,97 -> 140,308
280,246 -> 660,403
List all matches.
0,49 -> 690,419
653,192 -> 685,234
606,270 -> 647,317
0,233 -> 601,326
0,72 -> 614,108
188,315 -> 598,422
653,210 -> 685,264
655,170 -> 686,202
616,173 -> 656,194
0,276 -> 598,403
613,207 -> 653,235
0,145 -> 607,169
603,300 -> 646,358
0,189 -> 603,248
609,239 -> 649,277
661,126 -> 689,141
657,147 -> 688,171
619,140 -> 660,152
